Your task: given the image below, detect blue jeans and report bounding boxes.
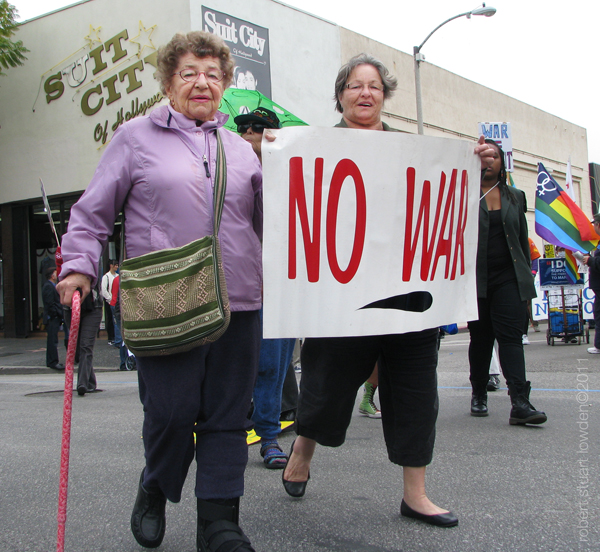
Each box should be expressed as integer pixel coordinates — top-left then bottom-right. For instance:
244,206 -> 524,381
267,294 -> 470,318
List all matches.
252,321 -> 296,440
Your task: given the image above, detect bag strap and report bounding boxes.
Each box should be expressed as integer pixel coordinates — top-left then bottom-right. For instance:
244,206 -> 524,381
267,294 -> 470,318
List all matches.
213,129 -> 227,236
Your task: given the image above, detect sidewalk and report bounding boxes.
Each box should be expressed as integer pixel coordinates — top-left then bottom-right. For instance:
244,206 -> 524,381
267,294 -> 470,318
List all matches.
0,332 -> 123,374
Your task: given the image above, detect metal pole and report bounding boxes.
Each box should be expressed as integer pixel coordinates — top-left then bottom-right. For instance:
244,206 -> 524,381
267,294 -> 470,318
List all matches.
411,6 -> 496,136
413,46 -> 424,135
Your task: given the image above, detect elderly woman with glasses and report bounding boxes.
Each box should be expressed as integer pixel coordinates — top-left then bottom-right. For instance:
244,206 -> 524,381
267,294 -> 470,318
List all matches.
57,31 -> 261,552
280,53 -> 495,529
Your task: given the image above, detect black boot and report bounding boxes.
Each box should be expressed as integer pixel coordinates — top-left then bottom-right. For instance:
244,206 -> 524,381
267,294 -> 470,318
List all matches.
470,385 -> 488,417
508,382 -> 547,425
130,469 -> 166,548
197,498 -> 255,552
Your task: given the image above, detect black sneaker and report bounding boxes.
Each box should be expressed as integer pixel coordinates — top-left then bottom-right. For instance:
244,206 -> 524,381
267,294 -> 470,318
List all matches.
487,375 -> 500,392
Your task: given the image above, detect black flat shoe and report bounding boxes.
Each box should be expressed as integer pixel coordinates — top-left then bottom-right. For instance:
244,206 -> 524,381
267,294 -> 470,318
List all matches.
282,440 -> 310,498
400,499 -> 458,528
77,386 -> 86,396
131,469 -> 167,548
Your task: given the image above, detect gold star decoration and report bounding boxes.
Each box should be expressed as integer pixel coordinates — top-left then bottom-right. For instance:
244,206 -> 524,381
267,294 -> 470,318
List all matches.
129,21 -> 157,59
84,25 -> 102,48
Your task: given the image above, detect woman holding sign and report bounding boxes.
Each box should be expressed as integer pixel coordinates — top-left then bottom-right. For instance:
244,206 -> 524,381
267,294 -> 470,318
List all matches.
280,53 -> 495,528
468,140 -> 547,425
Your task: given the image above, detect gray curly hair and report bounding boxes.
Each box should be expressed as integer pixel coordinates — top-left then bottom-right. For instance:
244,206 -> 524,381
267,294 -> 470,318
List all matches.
154,31 -> 235,94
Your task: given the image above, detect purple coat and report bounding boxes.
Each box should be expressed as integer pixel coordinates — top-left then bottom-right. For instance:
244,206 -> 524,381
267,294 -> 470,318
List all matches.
60,105 -> 263,312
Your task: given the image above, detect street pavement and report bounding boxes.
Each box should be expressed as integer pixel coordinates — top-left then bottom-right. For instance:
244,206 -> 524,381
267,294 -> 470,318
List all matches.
0,327 -> 598,551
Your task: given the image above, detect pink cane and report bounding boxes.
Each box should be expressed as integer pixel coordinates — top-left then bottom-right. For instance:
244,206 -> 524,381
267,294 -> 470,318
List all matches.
56,292 -> 81,552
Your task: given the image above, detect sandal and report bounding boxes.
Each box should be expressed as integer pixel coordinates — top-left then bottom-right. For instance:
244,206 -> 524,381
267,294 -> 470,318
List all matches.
198,520 -> 255,552
259,439 -> 288,469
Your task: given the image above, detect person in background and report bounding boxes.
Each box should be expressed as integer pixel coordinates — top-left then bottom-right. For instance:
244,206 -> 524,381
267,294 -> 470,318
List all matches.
280,53 -> 495,529
235,107 -> 277,163
233,66 -> 246,89
244,70 -> 257,91
486,342 -> 501,392
581,214 -> 600,354
100,260 -> 119,345
235,107 -> 297,469
468,140 -> 546,425
64,263 -> 104,395
358,365 -> 381,418
42,266 -> 64,371
110,274 -> 130,371
528,238 -> 541,333
522,238 -> 541,345
57,31 -> 262,552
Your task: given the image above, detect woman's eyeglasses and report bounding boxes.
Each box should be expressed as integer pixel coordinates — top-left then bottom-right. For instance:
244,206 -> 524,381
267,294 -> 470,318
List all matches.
237,123 -> 269,134
174,69 -> 225,83
345,81 -> 384,93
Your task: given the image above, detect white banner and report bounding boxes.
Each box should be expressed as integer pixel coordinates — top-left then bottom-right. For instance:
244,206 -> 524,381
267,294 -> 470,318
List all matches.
261,127 -> 481,338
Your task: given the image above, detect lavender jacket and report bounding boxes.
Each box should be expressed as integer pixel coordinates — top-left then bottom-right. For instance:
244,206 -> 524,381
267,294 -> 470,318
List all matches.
60,105 -> 263,312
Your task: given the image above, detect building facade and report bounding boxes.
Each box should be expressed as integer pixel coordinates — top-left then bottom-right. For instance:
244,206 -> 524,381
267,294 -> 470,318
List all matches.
0,0 -> 591,336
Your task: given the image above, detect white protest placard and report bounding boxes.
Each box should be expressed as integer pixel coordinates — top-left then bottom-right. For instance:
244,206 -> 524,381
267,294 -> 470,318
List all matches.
261,126 -> 481,338
477,122 -> 513,172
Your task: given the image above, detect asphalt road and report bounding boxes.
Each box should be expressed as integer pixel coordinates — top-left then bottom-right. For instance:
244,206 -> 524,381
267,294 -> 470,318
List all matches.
0,329 -> 598,551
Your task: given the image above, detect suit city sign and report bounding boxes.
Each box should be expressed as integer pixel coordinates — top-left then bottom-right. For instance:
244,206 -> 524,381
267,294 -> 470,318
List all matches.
39,23 -> 163,145
262,127 -> 480,338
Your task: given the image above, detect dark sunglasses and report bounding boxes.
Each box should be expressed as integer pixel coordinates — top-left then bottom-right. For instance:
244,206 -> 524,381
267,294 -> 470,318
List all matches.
237,123 -> 269,134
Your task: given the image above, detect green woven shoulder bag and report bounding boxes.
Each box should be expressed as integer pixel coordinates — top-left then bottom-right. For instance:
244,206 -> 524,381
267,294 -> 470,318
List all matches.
119,131 -> 230,356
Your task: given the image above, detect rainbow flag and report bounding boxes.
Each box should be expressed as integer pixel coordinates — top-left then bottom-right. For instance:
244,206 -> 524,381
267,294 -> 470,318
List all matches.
535,162 -> 599,253
563,249 -> 580,284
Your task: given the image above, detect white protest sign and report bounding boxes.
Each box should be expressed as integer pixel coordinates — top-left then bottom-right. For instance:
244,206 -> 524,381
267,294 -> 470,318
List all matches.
477,122 -> 513,172
261,126 -> 481,338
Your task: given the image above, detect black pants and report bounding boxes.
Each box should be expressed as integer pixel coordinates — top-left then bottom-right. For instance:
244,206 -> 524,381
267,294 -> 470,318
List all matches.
136,310 -> 260,503
468,279 -> 528,391
297,328 -> 439,467
593,290 -> 600,349
280,361 -> 299,414
65,306 -> 103,392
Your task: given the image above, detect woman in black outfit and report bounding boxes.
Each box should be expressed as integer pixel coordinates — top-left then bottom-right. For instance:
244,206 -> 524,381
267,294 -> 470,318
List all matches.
468,140 -> 547,425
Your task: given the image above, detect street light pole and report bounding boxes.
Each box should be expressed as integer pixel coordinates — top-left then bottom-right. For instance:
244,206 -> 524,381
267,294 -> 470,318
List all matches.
413,3 -> 496,135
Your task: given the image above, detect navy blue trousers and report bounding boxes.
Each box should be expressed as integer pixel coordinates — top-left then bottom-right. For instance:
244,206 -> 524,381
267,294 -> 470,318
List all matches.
137,310 -> 260,502
46,316 -> 60,367
297,328 -> 439,467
